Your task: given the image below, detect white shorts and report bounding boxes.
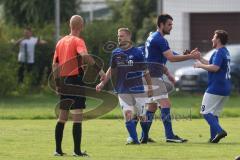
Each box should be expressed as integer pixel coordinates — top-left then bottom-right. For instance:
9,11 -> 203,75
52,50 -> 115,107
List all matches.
200,92 -> 229,116
118,93 -> 147,117
142,77 -> 169,103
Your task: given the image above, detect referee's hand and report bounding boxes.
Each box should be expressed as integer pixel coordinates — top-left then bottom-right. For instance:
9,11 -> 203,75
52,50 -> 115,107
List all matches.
96,82 -> 104,92
100,74 -> 106,81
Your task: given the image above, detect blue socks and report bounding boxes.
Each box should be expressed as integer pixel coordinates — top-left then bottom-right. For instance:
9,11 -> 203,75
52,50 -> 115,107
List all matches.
125,120 -> 139,143
204,113 -> 223,139
140,121 -> 149,141
210,116 -> 219,140
161,108 -> 174,139
141,111 -> 155,141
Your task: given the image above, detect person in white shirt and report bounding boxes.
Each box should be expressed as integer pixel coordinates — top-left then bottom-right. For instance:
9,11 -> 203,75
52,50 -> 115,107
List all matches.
16,27 -> 46,83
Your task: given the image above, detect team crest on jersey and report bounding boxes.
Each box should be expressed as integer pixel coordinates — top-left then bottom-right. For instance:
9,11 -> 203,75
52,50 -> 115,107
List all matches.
128,55 -> 134,59
128,60 -> 133,66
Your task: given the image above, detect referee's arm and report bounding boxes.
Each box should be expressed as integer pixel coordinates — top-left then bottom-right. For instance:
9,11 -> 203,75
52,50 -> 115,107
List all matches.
79,51 -> 105,78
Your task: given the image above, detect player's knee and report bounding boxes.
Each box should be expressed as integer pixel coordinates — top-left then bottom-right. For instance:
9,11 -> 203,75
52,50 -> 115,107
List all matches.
58,109 -> 69,122
72,115 -> 83,122
147,103 -> 158,112
139,115 -> 146,122
71,109 -> 83,122
57,119 -> 67,123
159,99 -> 171,108
72,114 -> 83,122
124,110 -> 133,121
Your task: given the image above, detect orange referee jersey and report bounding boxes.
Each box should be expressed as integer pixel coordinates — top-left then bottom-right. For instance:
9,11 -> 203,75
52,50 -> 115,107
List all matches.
53,35 -> 87,77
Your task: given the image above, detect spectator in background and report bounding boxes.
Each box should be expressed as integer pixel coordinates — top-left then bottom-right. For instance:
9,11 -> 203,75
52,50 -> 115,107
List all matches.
15,27 -> 46,83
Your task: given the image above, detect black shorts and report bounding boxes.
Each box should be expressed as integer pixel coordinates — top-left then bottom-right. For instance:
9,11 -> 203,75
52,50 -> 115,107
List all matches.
58,75 -> 86,110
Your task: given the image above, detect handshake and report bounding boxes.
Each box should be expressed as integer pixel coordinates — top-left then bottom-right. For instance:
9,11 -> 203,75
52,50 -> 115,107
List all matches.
182,48 -> 208,69
183,48 -> 201,60
183,49 -> 191,55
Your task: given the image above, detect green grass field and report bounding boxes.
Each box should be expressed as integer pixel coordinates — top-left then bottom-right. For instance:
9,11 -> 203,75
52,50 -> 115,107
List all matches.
0,93 -> 239,120
0,93 -> 240,159
0,118 -> 240,160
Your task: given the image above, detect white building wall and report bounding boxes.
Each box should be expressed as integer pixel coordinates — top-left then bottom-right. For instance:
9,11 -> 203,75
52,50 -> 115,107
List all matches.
162,0 -> 240,52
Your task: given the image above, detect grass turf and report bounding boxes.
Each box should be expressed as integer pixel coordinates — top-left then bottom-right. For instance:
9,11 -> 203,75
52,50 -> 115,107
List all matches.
0,118 -> 240,160
0,93 -> 239,119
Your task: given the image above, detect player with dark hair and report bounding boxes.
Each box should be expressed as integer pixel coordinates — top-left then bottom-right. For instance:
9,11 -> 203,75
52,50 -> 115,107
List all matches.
52,15 -> 105,156
142,14 -> 200,143
96,28 -> 153,144
194,30 -> 231,143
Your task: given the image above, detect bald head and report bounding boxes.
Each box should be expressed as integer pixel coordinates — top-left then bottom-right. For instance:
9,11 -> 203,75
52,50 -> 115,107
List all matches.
70,15 -> 84,31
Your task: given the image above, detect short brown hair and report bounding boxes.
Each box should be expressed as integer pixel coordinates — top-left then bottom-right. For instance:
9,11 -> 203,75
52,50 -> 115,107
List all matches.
215,30 -> 228,45
157,14 -> 173,28
118,28 -> 132,36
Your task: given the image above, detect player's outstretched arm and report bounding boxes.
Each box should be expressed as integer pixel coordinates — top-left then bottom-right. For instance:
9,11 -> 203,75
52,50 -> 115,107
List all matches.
163,48 -> 200,62
15,38 -> 25,45
96,67 -> 112,92
80,52 -> 106,80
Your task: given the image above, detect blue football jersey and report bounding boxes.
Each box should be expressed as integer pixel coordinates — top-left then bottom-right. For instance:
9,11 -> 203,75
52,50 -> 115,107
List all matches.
206,47 -> 231,96
110,47 -> 146,94
145,31 -> 170,77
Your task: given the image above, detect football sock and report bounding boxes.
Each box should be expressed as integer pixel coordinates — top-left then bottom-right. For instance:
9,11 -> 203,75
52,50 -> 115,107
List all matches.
125,120 -> 139,143
140,121 -> 148,141
203,113 -> 223,136
141,111 -> 155,140
161,108 -> 174,139
55,122 -> 65,153
129,116 -> 138,138
215,116 -> 219,122
210,116 -> 219,139
72,123 -> 82,154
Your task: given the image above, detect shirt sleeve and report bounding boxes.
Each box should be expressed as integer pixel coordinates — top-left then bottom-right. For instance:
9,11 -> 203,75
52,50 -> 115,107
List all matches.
152,37 -> 170,53
173,51 -> 179,55
76,38 -> 88,54
32,37 -> 39,45
212,51 -> 223,67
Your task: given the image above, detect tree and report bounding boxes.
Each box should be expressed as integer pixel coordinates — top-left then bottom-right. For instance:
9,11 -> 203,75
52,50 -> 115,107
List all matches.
108,0 -> 157,42
0,0 -> 80,26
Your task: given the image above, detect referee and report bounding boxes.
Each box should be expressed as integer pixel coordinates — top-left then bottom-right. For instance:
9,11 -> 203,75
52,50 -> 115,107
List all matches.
52,15 -> 105,157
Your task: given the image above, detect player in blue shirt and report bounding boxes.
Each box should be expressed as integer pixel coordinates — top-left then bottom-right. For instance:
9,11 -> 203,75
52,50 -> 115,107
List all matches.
96,28 -> 153,144
142,14 -> 200,143
137,44 -> 184,143
194,30 -> 231,143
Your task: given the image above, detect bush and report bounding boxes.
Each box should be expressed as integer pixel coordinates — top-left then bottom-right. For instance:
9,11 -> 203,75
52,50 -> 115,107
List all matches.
0,24 -> 56,95
0,39 -> 18,96
82,20 -> 120,67
0,20 -> 123,95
